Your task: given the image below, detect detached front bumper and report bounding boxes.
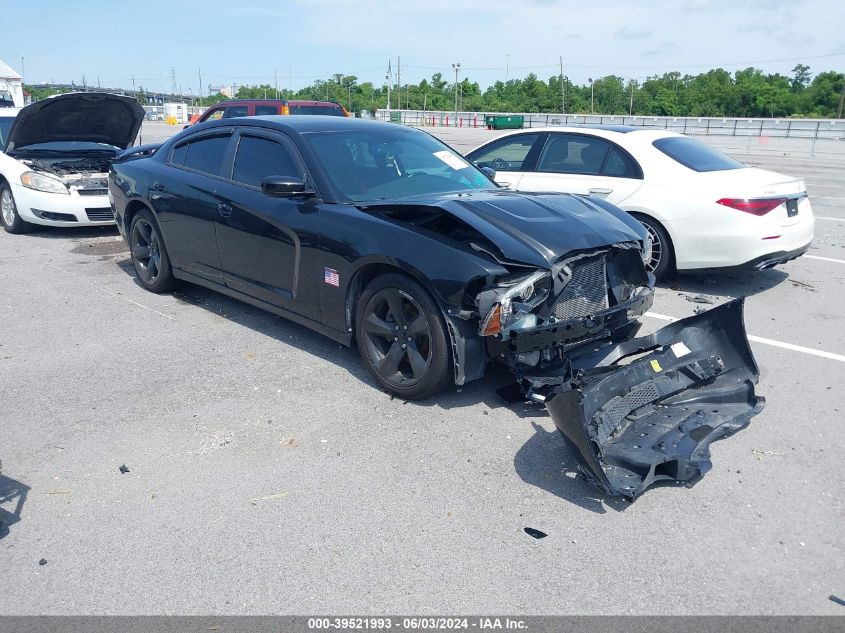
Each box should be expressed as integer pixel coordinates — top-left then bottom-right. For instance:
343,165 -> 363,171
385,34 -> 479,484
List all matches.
543,299 -> 764,498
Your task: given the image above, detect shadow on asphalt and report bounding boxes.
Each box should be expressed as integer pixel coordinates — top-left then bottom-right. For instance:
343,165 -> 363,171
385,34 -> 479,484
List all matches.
662,267 -> 789,299
0,471 -> 29,540
14,225 -> 120,241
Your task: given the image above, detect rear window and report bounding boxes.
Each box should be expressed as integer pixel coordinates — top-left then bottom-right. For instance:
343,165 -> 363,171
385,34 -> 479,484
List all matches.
653,136 -> 744,172
289,104 -> 345,116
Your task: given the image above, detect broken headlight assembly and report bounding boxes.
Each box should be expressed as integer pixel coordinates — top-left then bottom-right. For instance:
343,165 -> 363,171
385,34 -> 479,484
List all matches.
20,171 -> 69,195
479,270 -> 550,337
640,234 -> 652,264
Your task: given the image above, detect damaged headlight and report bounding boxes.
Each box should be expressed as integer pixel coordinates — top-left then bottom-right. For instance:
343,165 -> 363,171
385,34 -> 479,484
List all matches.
20,171 -> 69,195
479,270 -> 550,337
640,234 -> 652,264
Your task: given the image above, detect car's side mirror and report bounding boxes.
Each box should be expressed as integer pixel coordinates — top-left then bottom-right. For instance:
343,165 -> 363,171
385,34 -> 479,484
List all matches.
479,166 -> 497,181
260,175 -> 314,198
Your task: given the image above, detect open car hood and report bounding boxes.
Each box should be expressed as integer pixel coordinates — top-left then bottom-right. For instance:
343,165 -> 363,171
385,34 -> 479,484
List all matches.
363,190 -> 647,269
544,299 -> 764,498
5,92 -> 146,152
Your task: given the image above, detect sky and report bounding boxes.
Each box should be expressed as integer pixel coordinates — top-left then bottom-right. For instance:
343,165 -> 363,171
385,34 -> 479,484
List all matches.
3,0 -> 844,95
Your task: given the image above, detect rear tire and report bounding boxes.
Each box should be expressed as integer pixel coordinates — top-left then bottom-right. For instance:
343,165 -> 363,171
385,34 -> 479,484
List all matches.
632,213 -> 674,281
355,273 -> 452,400
129,208 -> 177,293
0,184 -> 34,234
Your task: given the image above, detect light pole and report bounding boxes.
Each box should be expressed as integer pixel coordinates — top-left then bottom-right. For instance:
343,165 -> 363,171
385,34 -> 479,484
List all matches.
452,62 -> 461,125
589,78 -> 594,115
629,80 -> 635,115
385,74 -> 391,110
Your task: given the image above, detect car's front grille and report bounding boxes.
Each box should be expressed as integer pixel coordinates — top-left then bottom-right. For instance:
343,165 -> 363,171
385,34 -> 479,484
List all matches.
85,207 -> 114,222
552,255 -> 609,320
77,188 -> 109,197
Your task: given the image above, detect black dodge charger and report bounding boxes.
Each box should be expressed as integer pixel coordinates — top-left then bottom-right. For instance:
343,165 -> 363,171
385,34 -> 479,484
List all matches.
109,116 -> 653,400
109,117 -> 765,499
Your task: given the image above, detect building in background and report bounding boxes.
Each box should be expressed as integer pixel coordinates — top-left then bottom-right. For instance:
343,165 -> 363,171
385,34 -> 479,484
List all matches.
0,58 -> 24,108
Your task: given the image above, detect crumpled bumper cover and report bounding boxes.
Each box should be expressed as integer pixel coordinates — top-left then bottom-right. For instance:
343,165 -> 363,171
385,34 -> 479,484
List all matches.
544,298 -> 764,498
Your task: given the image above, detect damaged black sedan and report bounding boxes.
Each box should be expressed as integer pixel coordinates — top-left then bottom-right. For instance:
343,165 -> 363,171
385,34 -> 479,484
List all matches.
110,117 -> 763,496
109,117 -> 654,399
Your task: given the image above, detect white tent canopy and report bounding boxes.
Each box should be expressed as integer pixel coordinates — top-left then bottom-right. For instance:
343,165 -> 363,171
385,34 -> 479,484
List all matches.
0,58 -> 24,108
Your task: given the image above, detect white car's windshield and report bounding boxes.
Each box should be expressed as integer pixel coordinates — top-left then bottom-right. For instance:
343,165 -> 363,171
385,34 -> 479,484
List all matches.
304,129 -> 496,202
0,117 -> 14,150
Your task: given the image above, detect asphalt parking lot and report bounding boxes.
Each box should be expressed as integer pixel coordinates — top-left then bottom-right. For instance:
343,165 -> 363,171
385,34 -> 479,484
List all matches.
1,122 -> 843,615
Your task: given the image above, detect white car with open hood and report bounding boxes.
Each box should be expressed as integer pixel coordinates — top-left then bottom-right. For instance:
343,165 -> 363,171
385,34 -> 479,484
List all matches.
466,126 -> 816,280
0,92 -> 145,233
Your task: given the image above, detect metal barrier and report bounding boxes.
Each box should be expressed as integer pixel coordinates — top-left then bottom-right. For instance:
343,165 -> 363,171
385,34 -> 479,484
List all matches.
376,110 -> 845,157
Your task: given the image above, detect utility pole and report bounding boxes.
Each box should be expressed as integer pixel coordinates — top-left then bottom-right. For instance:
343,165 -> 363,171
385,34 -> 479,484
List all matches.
397,57 -> 401,110
97,75 -> 101,89
629,80 -> 635,115
589,78 -> 594,115
505,53 -> 509,82
837,82 -> 845,119
452,62 -> 461,125
131,74 -> 136,100
274,68 -> 279,100
385,73 -> 391,110
171,67 -> 177,99
559,56 -> 565,114
20,56 -> 25,84
289,65 -> 292,96
198,69 -> 203,103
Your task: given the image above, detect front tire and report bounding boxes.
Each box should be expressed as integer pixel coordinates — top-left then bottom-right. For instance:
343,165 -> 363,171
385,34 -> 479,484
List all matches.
632,213 -> 674,282
129,208 -> 177,293
355,273 -> 452,400
0,184 -> 34,234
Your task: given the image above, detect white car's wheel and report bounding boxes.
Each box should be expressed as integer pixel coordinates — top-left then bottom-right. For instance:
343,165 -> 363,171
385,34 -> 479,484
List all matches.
632,213 -> 674,281
0,184 -> 33,234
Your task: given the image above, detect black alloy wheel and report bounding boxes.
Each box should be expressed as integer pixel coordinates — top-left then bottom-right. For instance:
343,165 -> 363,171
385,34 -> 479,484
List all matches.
356,274 -> 452,400
129,209 -> 176,292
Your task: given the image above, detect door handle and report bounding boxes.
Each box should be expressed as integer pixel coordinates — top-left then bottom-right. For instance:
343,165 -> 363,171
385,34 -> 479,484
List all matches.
588,187 -> 613,195
152,181 -> 166,192
217,202 -> 232,218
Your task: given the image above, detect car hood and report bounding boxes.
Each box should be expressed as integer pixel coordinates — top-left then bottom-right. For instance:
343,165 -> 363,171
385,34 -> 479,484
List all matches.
365,189 -> 647,269
5,92 -> 146,152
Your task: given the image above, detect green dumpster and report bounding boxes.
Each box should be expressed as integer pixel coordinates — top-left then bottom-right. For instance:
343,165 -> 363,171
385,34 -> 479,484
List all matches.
389,111 -> 402,124
484,115 -> 524,130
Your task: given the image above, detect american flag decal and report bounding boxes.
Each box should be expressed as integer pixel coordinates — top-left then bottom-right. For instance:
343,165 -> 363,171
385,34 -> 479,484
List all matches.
324,267 -> 340,287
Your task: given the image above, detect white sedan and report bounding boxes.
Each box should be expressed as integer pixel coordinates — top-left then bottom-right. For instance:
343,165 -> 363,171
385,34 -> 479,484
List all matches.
0,92 -> 145,234
466,126 -> 815,279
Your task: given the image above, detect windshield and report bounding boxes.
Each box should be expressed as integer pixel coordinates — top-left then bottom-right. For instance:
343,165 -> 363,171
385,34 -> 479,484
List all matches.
0,117 -> 14,150
304,128 -> 496,202
653,136 -> 744,172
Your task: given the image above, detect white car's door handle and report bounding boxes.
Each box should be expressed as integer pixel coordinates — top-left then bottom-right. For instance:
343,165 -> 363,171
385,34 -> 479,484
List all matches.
588,187 -> 613,195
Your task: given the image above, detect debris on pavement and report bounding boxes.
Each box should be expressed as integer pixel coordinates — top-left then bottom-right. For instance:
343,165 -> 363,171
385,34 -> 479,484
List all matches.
830,595 -> 845,607
684,294 -> 715,304
38,558 -> 47,566
752,449 -> 784,460
118,464 -> 130,474
524,527 -> 548,539
249,491 -> 290,505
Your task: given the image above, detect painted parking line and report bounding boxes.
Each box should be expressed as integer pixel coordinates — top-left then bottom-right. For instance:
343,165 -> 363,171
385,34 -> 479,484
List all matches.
804,255 -> 845,264
815,216 -> 844,221
645,312 -> 845,363
813,196 -> 845,201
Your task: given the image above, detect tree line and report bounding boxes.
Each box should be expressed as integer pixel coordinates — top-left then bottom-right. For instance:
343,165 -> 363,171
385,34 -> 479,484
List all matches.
223,64 -> 845,119
24,64 -> 845,118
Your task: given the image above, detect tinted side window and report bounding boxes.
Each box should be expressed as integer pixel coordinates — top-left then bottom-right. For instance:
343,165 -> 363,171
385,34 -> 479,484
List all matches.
232,135 -> 299,188
536,134 -> 610,175
603,147 -> 640,179
653,136 -> 744,172
468,134 -> 540,171
255,105 -> 278,115
203,109 -> 224,121
177,135 -> 230,176
224,106 -> 249,118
